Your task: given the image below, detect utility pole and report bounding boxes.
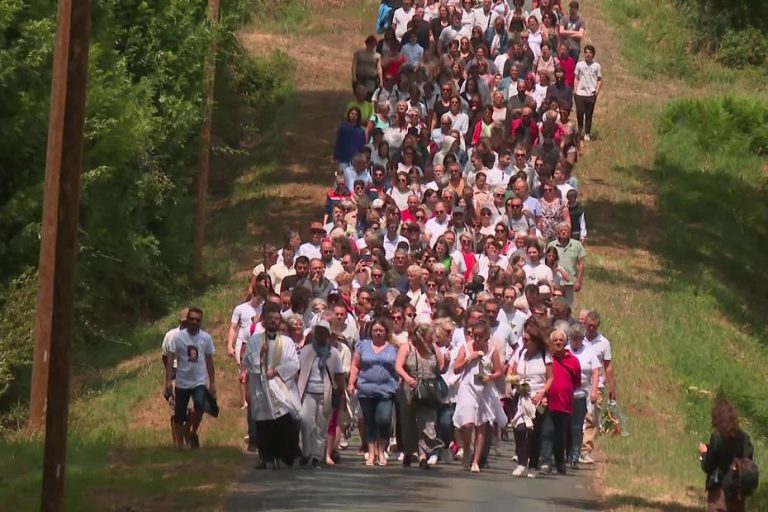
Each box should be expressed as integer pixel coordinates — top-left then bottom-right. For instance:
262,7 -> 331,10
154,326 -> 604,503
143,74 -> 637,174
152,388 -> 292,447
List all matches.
193,0 -> 221,278
28,0 -> 92,509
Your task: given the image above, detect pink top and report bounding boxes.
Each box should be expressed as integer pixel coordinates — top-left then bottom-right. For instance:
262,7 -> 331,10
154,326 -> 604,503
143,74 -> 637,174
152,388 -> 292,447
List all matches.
547,350 -> 581,414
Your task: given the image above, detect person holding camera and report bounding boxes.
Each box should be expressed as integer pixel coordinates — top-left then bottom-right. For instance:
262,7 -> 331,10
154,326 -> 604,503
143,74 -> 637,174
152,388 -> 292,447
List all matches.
699,399 -> 757,512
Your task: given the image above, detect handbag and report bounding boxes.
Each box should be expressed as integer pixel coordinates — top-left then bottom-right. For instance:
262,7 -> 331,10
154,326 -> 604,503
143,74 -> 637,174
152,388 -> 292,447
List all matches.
413,347 -> 441,406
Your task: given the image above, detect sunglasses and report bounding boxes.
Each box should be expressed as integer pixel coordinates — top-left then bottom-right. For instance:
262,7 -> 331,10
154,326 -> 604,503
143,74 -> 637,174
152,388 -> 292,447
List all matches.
481,212 -> 492,217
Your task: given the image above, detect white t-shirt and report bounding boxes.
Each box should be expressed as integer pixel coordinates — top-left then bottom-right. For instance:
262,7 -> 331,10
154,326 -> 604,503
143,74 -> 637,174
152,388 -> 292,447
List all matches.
383,234 -> 408,261
162,326 -> 181,369
567,343 -> 601,398
575,60 -> 602,96
298,242 -> 321,260
171,329 -> 215,389
514,349 -> 552,394
491,320 -> 515,349
231,302 -> 259,347
585,333 -> 612,388
523,261 -> 553,285
392,7 -> 415,39
425,217 -> 450,246
499,307 -> 529,339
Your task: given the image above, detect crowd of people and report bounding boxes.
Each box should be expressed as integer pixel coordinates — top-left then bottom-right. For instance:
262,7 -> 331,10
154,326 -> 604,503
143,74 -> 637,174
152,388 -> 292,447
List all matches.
162,0 -> 618,479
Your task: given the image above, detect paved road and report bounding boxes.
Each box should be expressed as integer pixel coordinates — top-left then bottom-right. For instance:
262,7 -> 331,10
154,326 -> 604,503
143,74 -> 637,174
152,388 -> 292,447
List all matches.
226,440 -> 598,512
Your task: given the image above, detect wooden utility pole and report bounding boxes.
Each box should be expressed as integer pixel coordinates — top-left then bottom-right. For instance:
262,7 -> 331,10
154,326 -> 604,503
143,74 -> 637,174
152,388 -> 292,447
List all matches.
27,0 -> 92,508
193,0 -> 221,277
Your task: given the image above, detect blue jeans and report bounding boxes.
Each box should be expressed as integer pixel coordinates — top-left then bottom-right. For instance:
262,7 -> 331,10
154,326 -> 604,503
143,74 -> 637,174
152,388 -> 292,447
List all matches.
436,403 -> 455,448
358,396 -> 394,444
541,410 -> 570,468
569,396 -> 588,461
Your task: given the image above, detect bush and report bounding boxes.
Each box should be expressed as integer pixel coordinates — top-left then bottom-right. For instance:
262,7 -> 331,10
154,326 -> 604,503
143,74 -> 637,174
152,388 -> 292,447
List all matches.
0,0 -> 296,414
717,28 -> 768,67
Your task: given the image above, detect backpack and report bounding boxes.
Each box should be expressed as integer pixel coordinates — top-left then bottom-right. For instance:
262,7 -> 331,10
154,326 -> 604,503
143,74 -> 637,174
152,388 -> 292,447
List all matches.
723,434 -> 759,498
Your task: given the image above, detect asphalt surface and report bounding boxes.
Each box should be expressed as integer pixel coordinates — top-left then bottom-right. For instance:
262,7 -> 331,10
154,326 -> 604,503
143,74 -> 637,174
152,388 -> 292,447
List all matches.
225,439 -> 599,512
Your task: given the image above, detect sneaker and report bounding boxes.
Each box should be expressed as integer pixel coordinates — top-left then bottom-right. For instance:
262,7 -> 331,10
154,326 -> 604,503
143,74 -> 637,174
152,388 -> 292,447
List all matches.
310,457 -> 322,469
570,459 -> 579,470
189,433 -> 200,449
512,464 -> 527,477
397,452 -> 405,462
583,134 -> 591,141
456,447 -> 464,460
512,455 -> 518,464
419,458 -> 430,470
470,462 -> 480,473
526,470 -> 537,479
427,454 -> 438,466
539,464 -> 552,476
579,453 -> 595,464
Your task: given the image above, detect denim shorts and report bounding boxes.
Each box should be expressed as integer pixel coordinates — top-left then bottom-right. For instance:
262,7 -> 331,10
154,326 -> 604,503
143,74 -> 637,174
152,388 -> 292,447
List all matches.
174,385 -> 207,423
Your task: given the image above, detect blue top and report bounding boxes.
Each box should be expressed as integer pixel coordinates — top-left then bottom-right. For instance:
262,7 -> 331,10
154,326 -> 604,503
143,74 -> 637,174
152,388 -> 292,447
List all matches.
333,123 -> 366,164
356,339 -> 399,398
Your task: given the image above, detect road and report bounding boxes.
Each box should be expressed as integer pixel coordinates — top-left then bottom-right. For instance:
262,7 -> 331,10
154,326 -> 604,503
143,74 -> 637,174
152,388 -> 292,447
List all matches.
225,440 -> 598,512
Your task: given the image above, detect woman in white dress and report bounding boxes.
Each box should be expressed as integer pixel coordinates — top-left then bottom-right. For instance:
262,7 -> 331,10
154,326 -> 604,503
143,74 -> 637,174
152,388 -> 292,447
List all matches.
452,318 -> 505,473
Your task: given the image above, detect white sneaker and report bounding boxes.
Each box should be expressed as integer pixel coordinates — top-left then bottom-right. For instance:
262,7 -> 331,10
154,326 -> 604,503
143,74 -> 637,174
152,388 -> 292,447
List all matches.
470,462 -> 480,473
579,453 -> 595,464
427,454 -> 438,465
363,451 -> 369,460
526,470 -> 537,479
456,448 -> 464,460
512,464 -> 527,477
583,134 -> 591,141
397,452 -> 404,462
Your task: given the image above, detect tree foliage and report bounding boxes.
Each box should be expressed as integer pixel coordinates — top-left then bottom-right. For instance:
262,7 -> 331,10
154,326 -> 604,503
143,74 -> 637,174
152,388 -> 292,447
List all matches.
676,0 -> 768,67
0,0 -> 294,412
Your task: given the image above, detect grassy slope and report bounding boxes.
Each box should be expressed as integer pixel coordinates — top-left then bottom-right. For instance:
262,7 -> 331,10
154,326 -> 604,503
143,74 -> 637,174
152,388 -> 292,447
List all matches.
581,1 -> 768,510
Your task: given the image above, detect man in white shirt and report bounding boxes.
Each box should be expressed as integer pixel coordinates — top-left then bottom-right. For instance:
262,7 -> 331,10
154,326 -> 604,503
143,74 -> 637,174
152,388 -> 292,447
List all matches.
383,218 -> 408,261
573,44 -> 602,141
581,310 -> 615,464
320,241 -> 344,283
438,11 -> 464,53
298,222 -> 325,260
424,201 -> 450,247
227,289 -> 266,409
485,149 -> 514,189
165,307 -> 216,450
392,0 -> 415,40
269,244 -> 296,293
472,0 -> 499,32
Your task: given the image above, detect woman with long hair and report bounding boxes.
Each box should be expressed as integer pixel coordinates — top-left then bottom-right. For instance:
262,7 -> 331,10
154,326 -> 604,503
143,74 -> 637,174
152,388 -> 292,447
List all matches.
395,323 -> 446,468
509,316 -> 553,478
699,399 -> 755,512
334,107 -> 366,172
347,318 -> 400,466
452,318 -> 505,473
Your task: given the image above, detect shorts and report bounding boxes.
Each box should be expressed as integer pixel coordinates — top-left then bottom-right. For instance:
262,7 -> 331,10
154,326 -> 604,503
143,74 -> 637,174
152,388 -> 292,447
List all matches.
174,385 -> 207,423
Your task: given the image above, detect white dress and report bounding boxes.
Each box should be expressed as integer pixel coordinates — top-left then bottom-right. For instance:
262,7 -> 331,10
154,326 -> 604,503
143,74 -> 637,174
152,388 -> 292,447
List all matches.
452,342 -> 507,428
